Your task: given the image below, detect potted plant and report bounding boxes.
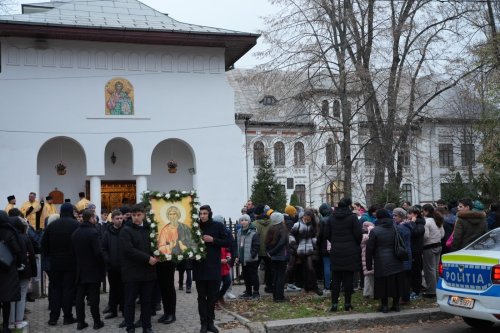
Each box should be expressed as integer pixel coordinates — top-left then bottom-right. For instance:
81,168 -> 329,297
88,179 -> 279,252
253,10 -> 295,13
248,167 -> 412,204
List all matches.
167,160 -> 178,173
55,162 -> 67,175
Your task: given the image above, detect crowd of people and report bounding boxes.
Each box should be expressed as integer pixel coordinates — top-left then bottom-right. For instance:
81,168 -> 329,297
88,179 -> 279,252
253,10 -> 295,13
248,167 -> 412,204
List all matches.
0,191 -> 499,333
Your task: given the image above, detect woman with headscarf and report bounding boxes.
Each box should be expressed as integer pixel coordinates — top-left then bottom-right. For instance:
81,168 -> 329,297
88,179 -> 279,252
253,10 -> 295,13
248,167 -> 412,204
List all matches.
325,198 -> 362,312
366,209 -> 405,313
0,211 -> 22,333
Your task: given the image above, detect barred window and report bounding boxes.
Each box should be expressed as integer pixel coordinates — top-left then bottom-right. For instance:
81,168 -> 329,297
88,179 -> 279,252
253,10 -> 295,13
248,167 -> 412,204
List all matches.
439,144 -> 454,167
294,185 -> 306,207
401,184 -> 412,205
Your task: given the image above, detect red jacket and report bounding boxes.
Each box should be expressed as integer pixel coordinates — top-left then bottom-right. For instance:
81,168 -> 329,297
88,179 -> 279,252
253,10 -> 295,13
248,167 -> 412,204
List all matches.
220,247 -> 231,276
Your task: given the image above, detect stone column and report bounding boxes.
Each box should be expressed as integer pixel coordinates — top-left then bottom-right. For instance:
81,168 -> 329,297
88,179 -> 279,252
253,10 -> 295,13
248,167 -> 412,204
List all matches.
136,175 -> 148,202
90,176 -> 101,215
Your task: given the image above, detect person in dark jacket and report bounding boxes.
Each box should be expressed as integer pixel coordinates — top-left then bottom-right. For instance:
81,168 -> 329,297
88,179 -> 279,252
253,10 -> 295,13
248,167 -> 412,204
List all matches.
72,209 -> 105,330
8,217 -> 36,330
451,198 -> 488,251
101,209 -> 124,320
193,205 -> 230,333
366,209 -> 405,313
265,212 -> 289,302
325,198 -> 362,312
407,206 -> 425,300
392,208 -> 413,304
119,204 -> 158,333
317,203 -> 332,290
0,211 -> 22,333
235,214 -> 260,299
41,203 -> 79,326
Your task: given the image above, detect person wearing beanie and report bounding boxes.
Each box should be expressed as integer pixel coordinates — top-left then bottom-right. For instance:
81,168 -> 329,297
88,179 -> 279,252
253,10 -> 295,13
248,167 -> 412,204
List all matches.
251,205 -> 273,294
235,214 -> 260,299
324,198 -> 361,312
366,209 -> 405,313
40,195 -> 58,229
42,202 -> 79,325
284,205 -> 298,231
265,212 -> 289,302
20,192 -> 41,230
5,195 -> 16,214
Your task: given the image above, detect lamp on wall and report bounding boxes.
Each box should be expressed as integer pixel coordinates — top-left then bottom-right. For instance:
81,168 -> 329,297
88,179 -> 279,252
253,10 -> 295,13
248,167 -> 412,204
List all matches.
111,152 -> 117,164
188,167 -> 196,175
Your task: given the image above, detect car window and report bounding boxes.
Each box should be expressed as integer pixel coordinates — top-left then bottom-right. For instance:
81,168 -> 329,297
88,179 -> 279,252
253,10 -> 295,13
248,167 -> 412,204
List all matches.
467,229 -> 500,251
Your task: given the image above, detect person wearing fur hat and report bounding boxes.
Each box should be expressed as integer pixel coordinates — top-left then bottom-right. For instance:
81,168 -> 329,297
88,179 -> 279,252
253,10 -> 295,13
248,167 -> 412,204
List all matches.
5,195 -> 16,214
265,212 -> 289,302
451,198 -> 488,251
41,203 -> 79,326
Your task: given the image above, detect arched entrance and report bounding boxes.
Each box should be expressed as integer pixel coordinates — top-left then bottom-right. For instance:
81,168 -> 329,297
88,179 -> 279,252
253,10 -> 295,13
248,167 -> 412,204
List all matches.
326,180 -> 344,207
37,137 -> 87,204
100,138 -> 135,211
150,139 -> 195,192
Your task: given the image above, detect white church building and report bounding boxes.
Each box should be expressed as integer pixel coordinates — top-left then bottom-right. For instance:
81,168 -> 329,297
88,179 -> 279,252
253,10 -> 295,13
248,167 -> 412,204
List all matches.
0,0 -> 258,217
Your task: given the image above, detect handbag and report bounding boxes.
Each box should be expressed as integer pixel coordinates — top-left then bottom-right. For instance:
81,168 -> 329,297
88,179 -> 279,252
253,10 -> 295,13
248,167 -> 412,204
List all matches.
394,225 -> 409,261
0,240 -> 14,269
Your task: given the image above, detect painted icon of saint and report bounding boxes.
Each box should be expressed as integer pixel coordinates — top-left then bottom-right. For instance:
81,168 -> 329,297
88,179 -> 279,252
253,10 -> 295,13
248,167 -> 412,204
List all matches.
158,206 -> 193,255
106,80 -> 133,115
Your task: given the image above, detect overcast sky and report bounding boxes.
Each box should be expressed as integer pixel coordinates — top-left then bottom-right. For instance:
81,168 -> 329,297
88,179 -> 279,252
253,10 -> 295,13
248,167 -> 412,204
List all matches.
15,0 -> 278,68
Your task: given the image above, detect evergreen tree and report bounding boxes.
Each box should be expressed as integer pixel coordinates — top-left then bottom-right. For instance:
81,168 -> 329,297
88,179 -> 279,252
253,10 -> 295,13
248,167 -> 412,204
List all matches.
289,193 -> 300,207
250,156 -> 287,212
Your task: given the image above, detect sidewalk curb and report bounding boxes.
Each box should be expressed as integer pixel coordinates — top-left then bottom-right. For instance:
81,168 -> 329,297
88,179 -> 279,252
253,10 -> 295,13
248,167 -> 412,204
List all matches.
223,307 -> 453,333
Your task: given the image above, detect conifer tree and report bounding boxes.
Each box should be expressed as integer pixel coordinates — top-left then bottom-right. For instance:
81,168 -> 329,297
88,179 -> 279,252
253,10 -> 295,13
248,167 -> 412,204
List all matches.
250,156 -> 287,212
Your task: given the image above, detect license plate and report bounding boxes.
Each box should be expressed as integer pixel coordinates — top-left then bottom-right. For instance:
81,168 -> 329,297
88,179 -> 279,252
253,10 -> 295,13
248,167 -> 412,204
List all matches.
448,296 -> 475,309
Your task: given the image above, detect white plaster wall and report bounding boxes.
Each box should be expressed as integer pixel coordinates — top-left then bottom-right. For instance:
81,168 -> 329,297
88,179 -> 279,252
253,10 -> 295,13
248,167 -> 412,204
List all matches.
0,37 -> 244,217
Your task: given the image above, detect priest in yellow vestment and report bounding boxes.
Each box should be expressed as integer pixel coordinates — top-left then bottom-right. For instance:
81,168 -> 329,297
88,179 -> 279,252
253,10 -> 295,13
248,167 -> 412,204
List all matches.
20,192 -> 41,229
75,192 -> 90,212
5,195 -> 16,214
40,195 -> 58,228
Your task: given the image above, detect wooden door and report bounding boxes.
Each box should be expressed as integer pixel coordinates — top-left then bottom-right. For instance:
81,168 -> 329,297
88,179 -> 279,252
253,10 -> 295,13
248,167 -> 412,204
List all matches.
86,180 -> 136,211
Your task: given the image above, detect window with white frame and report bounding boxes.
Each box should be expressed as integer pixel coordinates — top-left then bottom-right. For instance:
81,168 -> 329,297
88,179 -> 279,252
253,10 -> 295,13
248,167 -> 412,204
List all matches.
326,138 -> 335,165
294,142 -> 305,166
439,144 -> 454,167
461,144 -> 475,166
401,184 -> 412,205
274,141 -> 285,167
253,141 -> 265,166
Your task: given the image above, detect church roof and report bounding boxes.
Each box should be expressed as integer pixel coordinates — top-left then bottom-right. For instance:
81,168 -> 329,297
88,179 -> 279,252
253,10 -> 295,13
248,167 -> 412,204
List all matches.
0,0 -> 259,70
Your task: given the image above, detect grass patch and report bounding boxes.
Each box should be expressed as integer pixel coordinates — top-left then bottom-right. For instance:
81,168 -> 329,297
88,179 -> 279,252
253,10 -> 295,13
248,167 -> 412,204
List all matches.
224,291 -> 437,321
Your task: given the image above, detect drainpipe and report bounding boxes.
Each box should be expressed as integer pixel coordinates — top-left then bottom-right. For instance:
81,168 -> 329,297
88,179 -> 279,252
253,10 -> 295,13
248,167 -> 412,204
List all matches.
245,117 -> 250,200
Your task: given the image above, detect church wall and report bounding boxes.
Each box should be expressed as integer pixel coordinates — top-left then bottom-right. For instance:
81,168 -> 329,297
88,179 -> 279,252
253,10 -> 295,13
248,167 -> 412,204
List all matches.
0,37 -> 245,217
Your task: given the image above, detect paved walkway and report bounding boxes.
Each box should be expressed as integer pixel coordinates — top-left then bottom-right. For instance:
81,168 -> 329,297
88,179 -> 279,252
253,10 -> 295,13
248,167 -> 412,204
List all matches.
24,277 -> 249,333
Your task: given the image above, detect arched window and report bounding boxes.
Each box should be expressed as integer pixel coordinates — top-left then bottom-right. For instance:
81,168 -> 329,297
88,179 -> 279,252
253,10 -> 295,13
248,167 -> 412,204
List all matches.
332,100 -> 341,118
253,141 -> 265,166
326,180 -> 344,206
274,141 -> 285,167
321,100 -> 329,117
326,138 -> 335,165
294,142 -> 305,166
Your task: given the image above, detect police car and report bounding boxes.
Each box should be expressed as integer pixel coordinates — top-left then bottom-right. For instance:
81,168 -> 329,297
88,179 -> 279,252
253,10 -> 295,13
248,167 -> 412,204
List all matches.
437,227 -> 500,328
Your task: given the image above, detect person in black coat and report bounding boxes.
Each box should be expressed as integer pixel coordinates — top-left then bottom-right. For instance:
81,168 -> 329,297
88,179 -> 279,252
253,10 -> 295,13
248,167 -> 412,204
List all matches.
407,206 -> 425,299
366,209 -> 405,313
317,203 -> 332,290
0,211 -> 22,333
41,203 -> 79,326
325,198 -> 362,312
119,204 -> 158,333
193,205 -> 230,333
101,209 -> 124,319
265,212 -> 289,302
72,209 -> 105,330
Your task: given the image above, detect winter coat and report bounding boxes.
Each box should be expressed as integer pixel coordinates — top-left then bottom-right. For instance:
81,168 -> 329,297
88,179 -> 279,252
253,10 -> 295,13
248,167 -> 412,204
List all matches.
252,218 -> 272,257
193,219 -> 231,281
451,210 -> 488,251
398,223 -> 413,271
487,211 -> 498,230
0,216 -> 22,302
410,217 -> 426,254
18,233 -> 37,280
423,217 -> 445,248
41,216 -> 79,271
72,221 -> 106,284
361,223 -> 374,276
291,220 -> 316,256
236,225 -> 259,265
325,207 -> 362,271
265,223 -> 289,261
366,218 -> 405,278
102,223 -> 123,271
317,203 -> 332,256
119,220 -> 157,283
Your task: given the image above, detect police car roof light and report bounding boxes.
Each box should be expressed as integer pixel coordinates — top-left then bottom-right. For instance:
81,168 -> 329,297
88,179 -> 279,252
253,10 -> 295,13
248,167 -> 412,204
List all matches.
492,265 -> 500,284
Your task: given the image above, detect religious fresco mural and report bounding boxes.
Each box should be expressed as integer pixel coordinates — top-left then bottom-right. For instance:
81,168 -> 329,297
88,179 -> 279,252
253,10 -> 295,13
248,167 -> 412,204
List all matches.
105,78 -> 134,115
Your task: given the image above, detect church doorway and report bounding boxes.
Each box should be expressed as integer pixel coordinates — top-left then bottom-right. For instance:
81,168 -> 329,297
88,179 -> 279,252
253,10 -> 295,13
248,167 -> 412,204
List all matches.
86,180 -> 136,212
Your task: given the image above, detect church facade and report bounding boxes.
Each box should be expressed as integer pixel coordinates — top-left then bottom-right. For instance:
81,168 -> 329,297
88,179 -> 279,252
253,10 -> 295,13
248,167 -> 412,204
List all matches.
0,0 -> 258,217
